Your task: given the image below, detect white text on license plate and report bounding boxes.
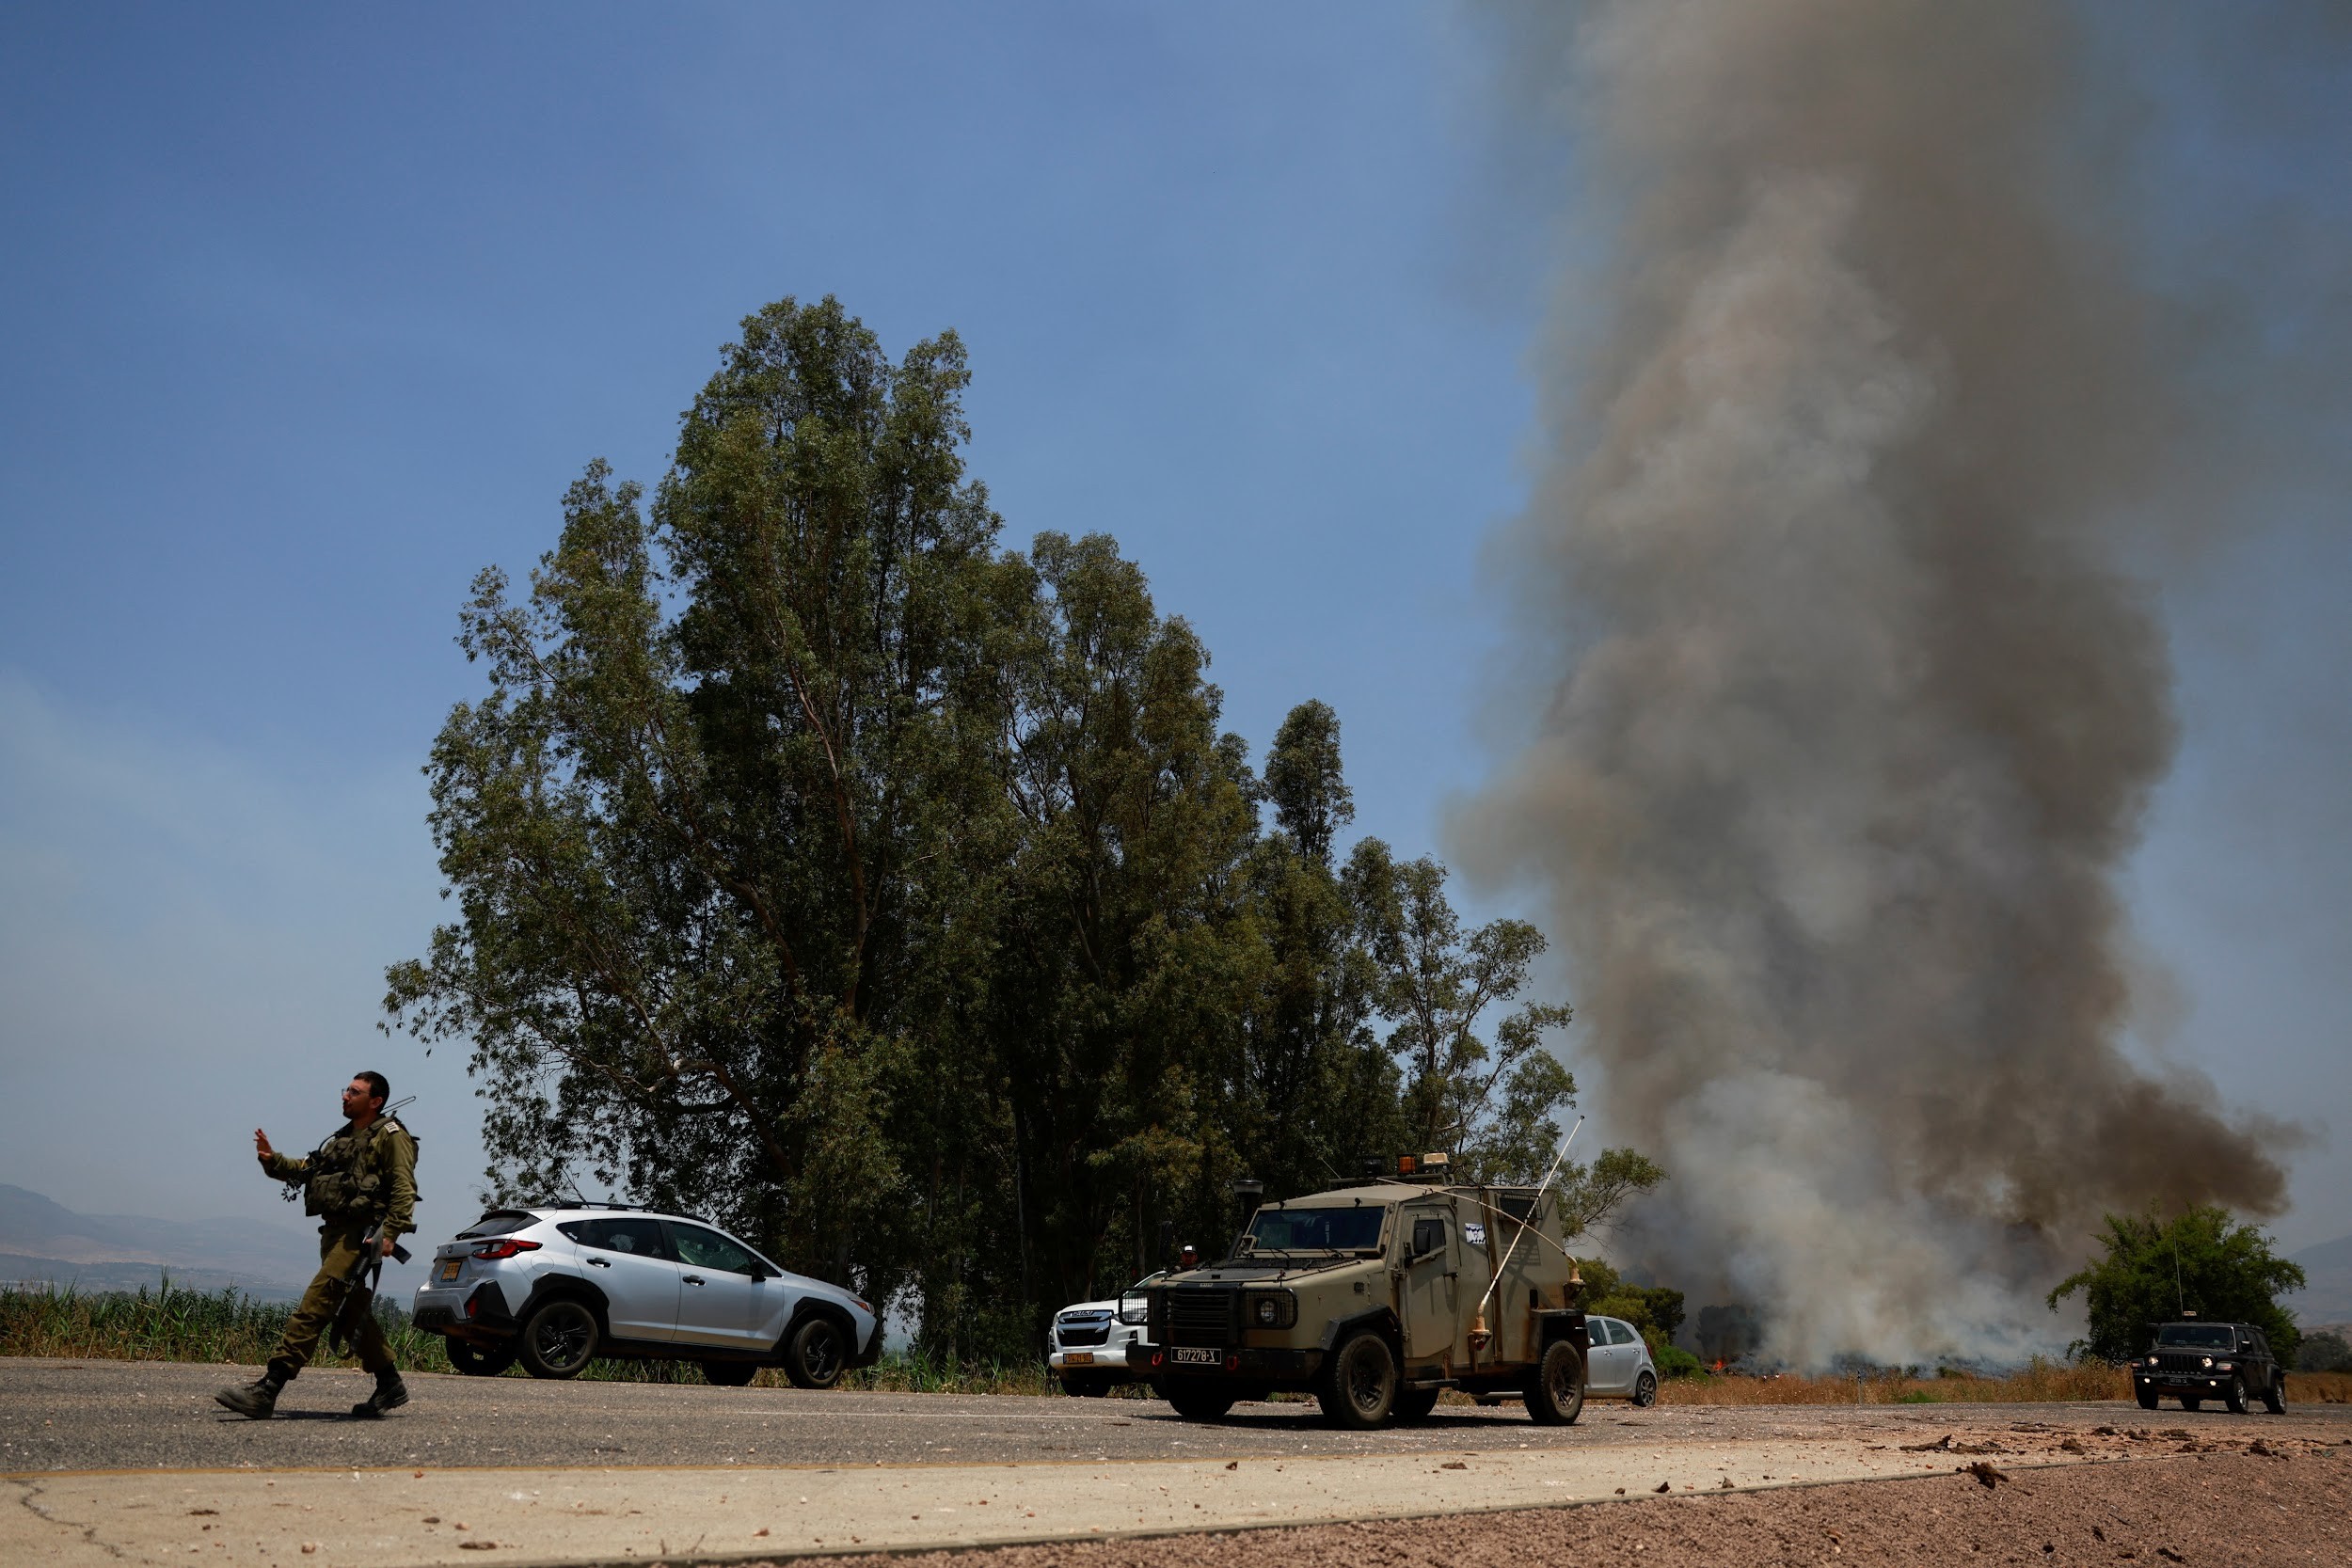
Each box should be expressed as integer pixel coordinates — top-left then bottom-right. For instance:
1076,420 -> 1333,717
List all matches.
438,1260 -> 461,1281
1172,1347 -> 1218,1365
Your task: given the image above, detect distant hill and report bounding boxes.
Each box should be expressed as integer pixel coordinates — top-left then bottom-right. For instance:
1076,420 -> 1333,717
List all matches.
0,1183 -> 326,1301
2283,1231 -> 2352,1327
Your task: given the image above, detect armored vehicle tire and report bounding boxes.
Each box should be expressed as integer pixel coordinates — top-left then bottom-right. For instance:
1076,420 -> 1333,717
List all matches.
445,1339 -> 516,1377
2136,1388 -> 2160,1410
1318,1329 -> 1400,1429
1632,1370 -> 1659,1407
2264,1377 -> 2286,1414
703,1361 -> 758,1387
784,1315 -> 850,1389
1392,1386 -> 1440,1423
2223,1375 -> 2249,1414
1524,1339 -> 1585,1426
517,1299 -> 598,1379
1166,1380 -> 1238,1421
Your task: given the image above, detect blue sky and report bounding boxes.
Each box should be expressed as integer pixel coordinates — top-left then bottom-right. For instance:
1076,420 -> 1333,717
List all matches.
2,3 -> 2344,1275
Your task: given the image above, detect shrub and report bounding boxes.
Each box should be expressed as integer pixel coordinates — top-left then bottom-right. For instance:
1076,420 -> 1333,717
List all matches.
1654,1343 -> 1705,1380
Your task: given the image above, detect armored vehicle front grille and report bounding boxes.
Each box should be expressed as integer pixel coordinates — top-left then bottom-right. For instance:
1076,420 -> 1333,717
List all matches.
1167,1289 -> 1235,1348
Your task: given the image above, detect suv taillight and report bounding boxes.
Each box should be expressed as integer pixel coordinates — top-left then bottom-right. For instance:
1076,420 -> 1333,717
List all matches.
470,1239 -> 543,1260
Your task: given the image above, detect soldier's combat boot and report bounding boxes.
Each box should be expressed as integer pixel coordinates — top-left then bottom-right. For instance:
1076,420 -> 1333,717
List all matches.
351,1369 -> 409,1418
214,1370 -> 286,1419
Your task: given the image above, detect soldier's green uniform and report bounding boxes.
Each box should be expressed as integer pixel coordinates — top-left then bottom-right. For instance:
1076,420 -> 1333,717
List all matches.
216,1115 -> 419,1419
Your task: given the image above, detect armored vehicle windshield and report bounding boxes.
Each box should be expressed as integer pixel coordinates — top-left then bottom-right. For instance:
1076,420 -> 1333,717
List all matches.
1242,1205 -> 1388,1255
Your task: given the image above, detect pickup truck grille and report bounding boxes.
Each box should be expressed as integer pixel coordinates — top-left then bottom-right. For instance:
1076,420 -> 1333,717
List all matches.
1166,1289 -> 1235,1348
1057,1321 -> 1110,1348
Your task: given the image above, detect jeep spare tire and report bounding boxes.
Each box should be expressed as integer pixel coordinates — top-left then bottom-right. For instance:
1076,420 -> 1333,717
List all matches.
1318,1329 -> 1399,1429
784,1315 -> 849,1389
517,1299 -> 598,1379
1524,1338 -> 1585,1425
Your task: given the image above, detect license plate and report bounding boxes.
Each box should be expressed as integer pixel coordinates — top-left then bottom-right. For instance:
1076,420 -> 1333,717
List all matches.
438,1260 -> 461,1281
1172,1347 -> 1218,1366
1063,1352 -> 1095,1366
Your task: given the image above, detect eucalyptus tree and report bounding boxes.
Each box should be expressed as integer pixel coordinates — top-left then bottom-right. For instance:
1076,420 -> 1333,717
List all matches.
386,297 -> 1013,1306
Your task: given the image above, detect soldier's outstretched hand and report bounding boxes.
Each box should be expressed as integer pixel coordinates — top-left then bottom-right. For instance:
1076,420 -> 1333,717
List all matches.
254,1128 -> 275,1163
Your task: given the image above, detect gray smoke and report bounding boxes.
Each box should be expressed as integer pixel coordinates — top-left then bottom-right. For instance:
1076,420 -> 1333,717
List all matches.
1458,1 -> 2328,1366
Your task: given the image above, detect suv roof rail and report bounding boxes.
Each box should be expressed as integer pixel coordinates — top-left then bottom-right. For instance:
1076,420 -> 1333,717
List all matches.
525,1199 -> 719,1227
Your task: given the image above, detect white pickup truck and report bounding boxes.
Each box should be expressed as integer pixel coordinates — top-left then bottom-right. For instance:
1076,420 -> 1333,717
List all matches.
1047,1272 -> 1165,1396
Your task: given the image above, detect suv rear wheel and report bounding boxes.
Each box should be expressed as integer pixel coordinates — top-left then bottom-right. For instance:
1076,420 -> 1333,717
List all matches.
1165,1379 -> 1237,1420
1524,1339 -> 1585,1426
784,1315 -> 849,1389
517,1299 -> 598,1379
1318,1329 -> 1399,1429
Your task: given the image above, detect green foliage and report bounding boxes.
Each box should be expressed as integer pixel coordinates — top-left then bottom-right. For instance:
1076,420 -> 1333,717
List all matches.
1653,1342 -> 1706,1380
2046,1206 -> 2306,1365
386,294 -> 1661,1364
2296,1331 -> 2352,1373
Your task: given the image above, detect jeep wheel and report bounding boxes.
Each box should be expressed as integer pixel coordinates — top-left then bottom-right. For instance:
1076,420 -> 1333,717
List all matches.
1392,1386 -> 1440,1423
1318,1330 -> 1399,1429
2263,1375 -> 2286,1415
2222,1375 -> 2249,1415
517,1299 -> 598,1379
1165,1380 -> 1237,1421
445,1339 -> 516,1378
703,1361 -> 758,1387
783,1316 -> 849,1389
2135,1387 -> 2159,1411
1524,1339 -> 1585,1426
1631,1370 -> 1659,1408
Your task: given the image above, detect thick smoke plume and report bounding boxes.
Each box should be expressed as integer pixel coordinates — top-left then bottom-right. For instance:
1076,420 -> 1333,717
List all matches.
1460,1 -> 2315,1366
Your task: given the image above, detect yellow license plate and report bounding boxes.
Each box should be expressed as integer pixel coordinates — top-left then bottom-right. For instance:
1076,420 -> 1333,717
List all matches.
1063,1352 -> 1094,1366
438,1260 -> 461,1281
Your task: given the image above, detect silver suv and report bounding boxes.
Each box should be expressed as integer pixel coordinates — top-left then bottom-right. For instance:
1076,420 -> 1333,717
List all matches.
408,1206 -> 880,1387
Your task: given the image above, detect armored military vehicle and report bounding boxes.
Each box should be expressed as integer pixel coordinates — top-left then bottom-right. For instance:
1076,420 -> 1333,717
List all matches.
1132,1154 -> 1590,1429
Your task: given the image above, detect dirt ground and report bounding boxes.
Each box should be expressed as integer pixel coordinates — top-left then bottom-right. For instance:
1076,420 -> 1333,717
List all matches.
771,1443 -> 2350,1568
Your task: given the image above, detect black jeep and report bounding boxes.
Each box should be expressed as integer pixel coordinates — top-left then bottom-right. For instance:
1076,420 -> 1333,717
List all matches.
2131,1321 -> 2285,1413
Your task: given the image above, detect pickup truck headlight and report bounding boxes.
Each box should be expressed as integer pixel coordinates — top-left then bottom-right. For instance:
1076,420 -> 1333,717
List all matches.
1119,1293 -> 1150,1325
1247,1291 -> 1297,1329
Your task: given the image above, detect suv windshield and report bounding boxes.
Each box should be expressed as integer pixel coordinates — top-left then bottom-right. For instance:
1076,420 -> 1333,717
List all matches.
1245,1207 -> 1386,1253
2155,1324 -> 2234,1350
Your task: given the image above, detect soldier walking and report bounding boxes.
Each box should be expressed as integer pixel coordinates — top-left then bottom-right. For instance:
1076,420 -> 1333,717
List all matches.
215,1071 -> 419,1419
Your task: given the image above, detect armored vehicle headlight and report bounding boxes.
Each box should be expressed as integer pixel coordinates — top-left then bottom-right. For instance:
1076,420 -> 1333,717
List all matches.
1246,1290 -> 1297,1329
1120,1293 -> 1150,1325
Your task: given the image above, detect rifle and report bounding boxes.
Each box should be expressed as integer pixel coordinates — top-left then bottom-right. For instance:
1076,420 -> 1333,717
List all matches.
328,1220 -> 413,1354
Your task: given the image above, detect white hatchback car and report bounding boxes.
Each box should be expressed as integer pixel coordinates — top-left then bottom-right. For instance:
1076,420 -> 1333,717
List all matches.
409,1206 -> 879,1386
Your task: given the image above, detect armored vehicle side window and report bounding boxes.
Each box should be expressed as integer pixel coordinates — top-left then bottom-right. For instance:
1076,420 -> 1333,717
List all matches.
1494,1193 -> 1541,1225
671,1223 -> 763,1275
1247,1206 -> 1387,1252
559,1217 -> 673,1259
1410,1217 -> 1446,1258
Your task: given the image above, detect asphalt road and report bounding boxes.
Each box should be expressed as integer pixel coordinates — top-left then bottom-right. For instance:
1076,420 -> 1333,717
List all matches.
7,1356 -> 2349,1475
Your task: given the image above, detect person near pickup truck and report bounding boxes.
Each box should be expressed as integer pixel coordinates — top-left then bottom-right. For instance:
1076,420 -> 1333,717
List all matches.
214,1071 -> 419,1420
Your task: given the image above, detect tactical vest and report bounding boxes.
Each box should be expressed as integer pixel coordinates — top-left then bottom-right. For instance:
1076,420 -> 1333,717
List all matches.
300,1118 -> 416,1224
